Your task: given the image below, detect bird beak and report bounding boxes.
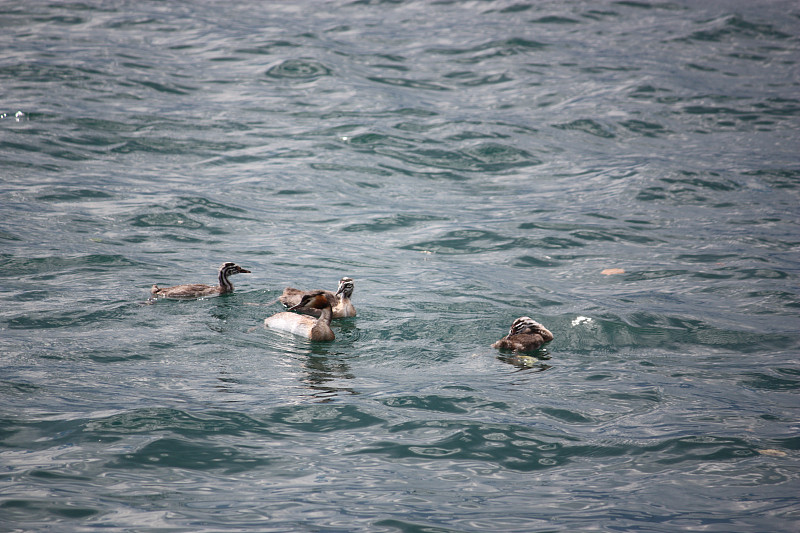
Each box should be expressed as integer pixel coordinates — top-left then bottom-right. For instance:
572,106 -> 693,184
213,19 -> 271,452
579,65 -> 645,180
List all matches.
239,268 -> 251,274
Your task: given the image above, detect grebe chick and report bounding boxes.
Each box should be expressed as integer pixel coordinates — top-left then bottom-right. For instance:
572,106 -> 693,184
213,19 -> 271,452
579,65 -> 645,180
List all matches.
150,262 -> 250,299
492,316 -> 553,353
279,277 -> 356,318
264,291 -> 335,341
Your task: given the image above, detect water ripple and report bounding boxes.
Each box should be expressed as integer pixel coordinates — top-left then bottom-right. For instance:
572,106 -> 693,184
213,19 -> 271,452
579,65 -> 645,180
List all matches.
266,58 -> 332,79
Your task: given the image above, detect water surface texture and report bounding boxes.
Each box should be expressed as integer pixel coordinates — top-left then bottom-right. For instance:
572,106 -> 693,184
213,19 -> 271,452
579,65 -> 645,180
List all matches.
2,1 -> 799,531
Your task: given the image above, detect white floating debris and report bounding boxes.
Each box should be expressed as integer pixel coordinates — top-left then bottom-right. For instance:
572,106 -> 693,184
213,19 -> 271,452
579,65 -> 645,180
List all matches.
571,316 -> 593,327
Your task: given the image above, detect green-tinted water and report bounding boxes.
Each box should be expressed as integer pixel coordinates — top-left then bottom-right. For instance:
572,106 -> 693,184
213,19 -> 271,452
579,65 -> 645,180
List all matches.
2,1 -> 799,531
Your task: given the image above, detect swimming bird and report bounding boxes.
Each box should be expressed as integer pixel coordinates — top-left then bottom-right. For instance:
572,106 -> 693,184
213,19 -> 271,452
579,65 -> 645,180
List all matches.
279,277 -> 356,318
492,316 -> 553,353
264,291 -> 335,341
150,262 -> 251,299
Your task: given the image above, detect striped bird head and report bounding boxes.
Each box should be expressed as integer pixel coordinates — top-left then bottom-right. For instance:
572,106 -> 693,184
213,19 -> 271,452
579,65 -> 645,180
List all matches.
220,262 -> 251,275
334,277 -> 355,298
508,316 -> 554,343
509,316 -> 544,336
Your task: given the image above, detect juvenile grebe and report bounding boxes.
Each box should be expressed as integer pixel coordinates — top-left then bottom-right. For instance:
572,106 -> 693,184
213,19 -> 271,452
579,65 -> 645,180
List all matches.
264,291 -> 335,341
492,316 -> 553,353
150,262 -> 250,299
279,277 -> 356,318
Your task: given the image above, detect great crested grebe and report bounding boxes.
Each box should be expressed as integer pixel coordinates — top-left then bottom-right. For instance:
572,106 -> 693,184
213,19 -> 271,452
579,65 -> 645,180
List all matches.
150,262 -> 250,299
492,316 -> 553,353
279,277 -> 356,318
264,291 -> 335,341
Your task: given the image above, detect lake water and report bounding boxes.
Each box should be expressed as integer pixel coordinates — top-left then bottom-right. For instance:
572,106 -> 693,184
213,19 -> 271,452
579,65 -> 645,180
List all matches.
1,0 -> 799,531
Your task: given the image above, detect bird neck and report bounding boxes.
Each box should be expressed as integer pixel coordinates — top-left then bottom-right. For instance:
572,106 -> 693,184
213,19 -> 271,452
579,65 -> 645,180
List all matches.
317,305 -> 333,326
218,268 -> 234,293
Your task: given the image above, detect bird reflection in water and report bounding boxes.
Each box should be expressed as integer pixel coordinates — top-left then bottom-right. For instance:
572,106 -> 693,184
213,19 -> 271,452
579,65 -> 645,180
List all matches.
497,351 -> 552,372
300,351 -> 357,402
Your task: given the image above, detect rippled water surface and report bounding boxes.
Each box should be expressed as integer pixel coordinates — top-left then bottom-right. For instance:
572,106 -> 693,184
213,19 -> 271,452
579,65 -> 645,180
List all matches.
2,0 -> 799,531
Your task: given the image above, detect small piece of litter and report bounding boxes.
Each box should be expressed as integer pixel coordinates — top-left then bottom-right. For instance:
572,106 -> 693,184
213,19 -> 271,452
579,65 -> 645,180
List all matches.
757,449 -> 787,457
572,316 -> 593,327
602,268 -> 625,275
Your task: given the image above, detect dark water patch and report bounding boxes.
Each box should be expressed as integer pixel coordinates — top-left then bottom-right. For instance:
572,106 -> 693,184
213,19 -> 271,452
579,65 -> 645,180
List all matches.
110,136 -> 246,156
581,9 -> 621,21
650,435 -> 757,465
614,1 -> 681,9
378,164 -> 469,182
462,143 -> 541,170
427,38 -> 548,58
130,212 -> 205,230
571,228 -> 660,244
269,404 -> 382,433
740,368 -> 800,392
681,14 -> 792,43
8,290 -> 49,301
157,233 -> 214,243
0,499 -> 99,523
28,469 -> 92,482
675,253 -> 742,264
86,408 -> 285,440
373,143 -> 540,173
354,420 -> 573,471
0,380 -> 40,396
636,172 -> 744,204
774,436 -> 800,451
0,254 -> 141,279
347,131 -> 416,149
581,65 -> 640,74
728,268 -> 789,280
379,395 -> 509,414
309,162 -> 393,177
743,168 -> 800,190
234,40 -> 302,55
450,72 -> 514,87
370,62 -> 409,72
131,78 -> 195,95
0,62 -> 95,83
5,303 -> 134,330
540,407 -> 594,424
36,188 -> 115,202
530,16 -> 582,24
0,229 -> 22,241
85,348 -> 153,364
619,119 -> 669,137
496,3 -> 532,14
266,58 -> 332,79
176,196 -> 251,220
366,76 -> 450,91
104,16 -> 161,30
274,188 -> 313,195
441,126 -> 513,141
108,437 -> 270,473
744,290 -> 800,313
553,119 -> 616,138
129,199 -> 243,234
342,213 -> 448,233
628,84 -> 673,100
512,255 -> 562,268
401,229 -> 523,255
